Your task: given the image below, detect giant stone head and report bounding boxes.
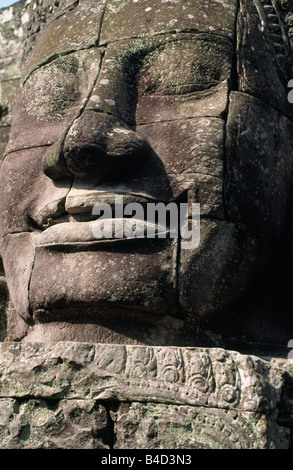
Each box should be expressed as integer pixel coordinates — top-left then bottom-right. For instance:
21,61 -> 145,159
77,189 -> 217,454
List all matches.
1,0 -> 293,353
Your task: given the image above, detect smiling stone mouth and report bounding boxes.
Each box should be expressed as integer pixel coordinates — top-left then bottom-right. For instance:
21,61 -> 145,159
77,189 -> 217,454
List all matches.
34,192 -> 172,246
33,188 -> 162,229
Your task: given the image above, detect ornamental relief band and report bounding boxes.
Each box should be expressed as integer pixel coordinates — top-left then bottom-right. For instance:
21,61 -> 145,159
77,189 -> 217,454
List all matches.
123,346 -> 258,411
0,342 -> 269,413
0,0 -> 293,355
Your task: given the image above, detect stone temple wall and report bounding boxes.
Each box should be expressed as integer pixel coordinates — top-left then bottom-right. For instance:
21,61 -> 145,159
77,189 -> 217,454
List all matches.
0,341 -> 292,449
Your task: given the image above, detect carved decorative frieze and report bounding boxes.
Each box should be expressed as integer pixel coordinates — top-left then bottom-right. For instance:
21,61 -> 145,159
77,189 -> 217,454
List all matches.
0,342 -> 277,412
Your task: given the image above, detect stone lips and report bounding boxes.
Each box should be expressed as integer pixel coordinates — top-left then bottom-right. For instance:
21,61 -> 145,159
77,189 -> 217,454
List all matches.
0,342 -> 278,413
35,219 -> 170,246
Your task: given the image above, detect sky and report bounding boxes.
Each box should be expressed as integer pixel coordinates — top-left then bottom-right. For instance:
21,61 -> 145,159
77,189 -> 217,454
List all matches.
0,0 -> 20,8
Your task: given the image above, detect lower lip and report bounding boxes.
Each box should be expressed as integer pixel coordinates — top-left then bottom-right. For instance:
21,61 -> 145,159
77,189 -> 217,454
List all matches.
36,219 -> 169,247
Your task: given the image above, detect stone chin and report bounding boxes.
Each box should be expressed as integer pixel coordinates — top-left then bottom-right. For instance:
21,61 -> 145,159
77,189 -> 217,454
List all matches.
2,215 -> 270,346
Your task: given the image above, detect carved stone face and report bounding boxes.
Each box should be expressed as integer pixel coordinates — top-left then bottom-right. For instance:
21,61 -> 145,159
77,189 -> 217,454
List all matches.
1,0 -> 293,349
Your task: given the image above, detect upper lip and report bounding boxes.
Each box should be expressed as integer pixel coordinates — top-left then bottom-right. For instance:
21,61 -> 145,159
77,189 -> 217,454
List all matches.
65,188 -> 160,214
34,188 -> 163,231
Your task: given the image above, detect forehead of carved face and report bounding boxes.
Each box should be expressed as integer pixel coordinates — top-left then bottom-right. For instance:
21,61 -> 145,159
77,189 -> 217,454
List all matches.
0,0 -> 293,347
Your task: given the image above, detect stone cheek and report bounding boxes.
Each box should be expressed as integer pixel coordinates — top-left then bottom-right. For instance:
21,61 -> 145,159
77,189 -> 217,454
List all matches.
136,117 -> 224,179
0,147 -> 71,238
224,92 -> 293,237
178,219 -> 269,331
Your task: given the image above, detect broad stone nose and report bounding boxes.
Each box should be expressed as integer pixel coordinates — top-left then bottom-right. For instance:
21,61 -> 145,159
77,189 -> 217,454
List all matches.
42,110 -> 150,180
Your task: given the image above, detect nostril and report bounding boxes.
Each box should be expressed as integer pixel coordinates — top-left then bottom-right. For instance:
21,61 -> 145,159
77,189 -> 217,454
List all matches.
63,112 -> 150,179
64,129 -> 150,178
42,139 -> 72,180
64,142 -> 108,178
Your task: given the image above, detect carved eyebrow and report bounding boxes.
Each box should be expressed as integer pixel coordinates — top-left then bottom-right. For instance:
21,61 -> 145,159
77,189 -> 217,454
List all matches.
21,44 -> 102,86
115,33 -> 232,68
